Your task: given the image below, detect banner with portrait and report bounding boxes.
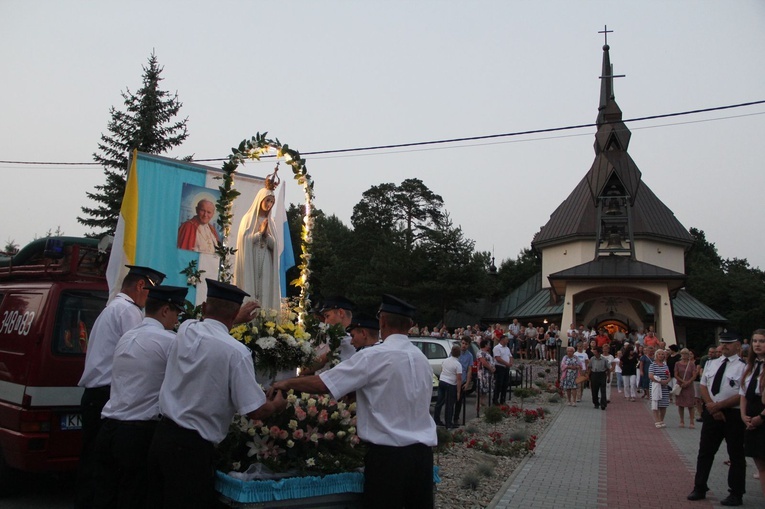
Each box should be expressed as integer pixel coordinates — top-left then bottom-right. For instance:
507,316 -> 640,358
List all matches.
107,151 -> 294,305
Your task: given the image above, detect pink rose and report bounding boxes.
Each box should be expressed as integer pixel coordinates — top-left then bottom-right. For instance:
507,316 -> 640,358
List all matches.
318,409 -> 329,424
293,429 -> 305,440
324,431 -> 335,441
307,406 -> 318,417
269,426 -> 281,439
279,430 -> 289,440
295,408 -> 307,421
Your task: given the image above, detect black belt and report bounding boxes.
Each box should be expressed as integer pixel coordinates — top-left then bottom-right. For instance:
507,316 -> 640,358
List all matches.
104,417 -> 158,427
368,442 -> 430,451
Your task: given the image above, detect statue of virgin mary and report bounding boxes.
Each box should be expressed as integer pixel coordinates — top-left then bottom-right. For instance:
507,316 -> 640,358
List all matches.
233,178 -> 281,311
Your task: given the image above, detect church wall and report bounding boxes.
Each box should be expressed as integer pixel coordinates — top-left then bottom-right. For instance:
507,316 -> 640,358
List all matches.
633,239 -> 686,273
540,240 -> 595,288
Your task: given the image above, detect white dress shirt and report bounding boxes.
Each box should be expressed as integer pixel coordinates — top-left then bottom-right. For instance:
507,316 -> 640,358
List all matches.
101,317 -> 174,421
79,293 -> 143,388
701,354 -> 746,405
320,334 -> 437,447
158,319 -> 266,443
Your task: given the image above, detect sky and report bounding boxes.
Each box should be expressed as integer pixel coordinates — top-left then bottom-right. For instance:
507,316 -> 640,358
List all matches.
2,1 -> 764,270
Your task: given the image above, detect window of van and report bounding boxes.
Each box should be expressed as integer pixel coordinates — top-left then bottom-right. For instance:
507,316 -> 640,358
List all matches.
53,290 -> 108,355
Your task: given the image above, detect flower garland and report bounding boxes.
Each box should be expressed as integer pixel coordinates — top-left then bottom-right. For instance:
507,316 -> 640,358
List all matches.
213,132 -> 314,323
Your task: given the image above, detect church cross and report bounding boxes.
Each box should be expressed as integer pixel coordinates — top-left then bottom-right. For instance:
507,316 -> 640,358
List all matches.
598,25 -> 613,46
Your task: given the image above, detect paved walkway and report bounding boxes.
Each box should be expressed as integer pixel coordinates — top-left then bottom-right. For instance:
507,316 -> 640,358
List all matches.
489,390 -> 765,508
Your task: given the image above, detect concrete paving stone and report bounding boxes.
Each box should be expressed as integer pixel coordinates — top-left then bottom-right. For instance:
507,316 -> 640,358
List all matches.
487,391 -> 764,509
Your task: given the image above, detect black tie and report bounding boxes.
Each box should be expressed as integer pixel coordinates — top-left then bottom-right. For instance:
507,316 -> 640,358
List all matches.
746,361 -> 762,399
711,358 -> 728,396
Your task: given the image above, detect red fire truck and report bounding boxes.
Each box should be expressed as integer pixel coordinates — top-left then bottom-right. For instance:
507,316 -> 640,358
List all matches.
0,237 -> 108,493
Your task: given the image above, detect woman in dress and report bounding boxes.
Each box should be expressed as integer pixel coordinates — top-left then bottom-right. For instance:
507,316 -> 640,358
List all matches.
476,339 -> 496,408
620,344 -> 639,401
742,329 -> 765,495
560,346 -> 582,406
233,185 -> 281,311
674,348 -> 698,428
649,349 -> 671,428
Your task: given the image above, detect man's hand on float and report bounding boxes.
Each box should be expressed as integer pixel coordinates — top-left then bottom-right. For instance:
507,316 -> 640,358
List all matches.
234,301 -> 261,324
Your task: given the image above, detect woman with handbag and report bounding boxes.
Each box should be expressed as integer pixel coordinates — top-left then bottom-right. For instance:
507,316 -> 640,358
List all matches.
674,348 -> 697,428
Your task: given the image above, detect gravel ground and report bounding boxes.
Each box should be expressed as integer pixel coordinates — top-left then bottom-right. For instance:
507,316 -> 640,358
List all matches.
434,361 -> 562,509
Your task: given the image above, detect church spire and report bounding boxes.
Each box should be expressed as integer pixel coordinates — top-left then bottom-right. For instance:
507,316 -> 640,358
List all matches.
593,27 -> 630,155
596,26 -> 625,127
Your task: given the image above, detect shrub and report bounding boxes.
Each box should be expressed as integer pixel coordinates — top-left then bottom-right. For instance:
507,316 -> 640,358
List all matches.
544,368 -> 551,374
534,380 -> 547,389
476,462 -> 494,477
464,423 -> 479,434
461,472 -> 480,490
548,394 -> 561,403
483,405 -> 504,424
509,429 -> 529,441
435,426 -> 453,452
537,372 -> 546,378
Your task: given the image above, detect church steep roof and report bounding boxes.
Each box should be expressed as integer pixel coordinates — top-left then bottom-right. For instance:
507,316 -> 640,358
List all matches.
532,43 -> 693,250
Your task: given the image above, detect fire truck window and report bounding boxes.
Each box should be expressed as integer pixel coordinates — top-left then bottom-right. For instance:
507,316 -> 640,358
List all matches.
53,291 -> 107,355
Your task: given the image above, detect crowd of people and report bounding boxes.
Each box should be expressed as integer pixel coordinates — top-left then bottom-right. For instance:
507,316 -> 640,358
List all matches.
75,271 -> 765,509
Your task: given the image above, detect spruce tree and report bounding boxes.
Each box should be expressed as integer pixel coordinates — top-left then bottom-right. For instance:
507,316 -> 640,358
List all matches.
78,51 -> 188,236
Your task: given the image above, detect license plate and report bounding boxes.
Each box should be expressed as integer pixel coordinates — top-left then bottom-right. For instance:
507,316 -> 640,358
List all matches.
60,413 -> 82,430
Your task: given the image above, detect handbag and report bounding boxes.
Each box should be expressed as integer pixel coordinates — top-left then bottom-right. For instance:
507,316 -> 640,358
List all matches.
575,374 -> 588,384
671,362 -> 691,397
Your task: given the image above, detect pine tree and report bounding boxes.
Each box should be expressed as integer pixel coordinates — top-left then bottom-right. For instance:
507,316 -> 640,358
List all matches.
78,51 -> 189,236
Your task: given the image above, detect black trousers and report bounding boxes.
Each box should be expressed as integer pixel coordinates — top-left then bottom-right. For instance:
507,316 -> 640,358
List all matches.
75,385 -> 111,509
433,381 -> 457,426
590,372 -> 607,408
493,366 -> 509,404
693,407 -> 746,496
454,383 -> 467,422
92,418 -> 157,509
146,418 -> 216,509
364,443 -> 433,509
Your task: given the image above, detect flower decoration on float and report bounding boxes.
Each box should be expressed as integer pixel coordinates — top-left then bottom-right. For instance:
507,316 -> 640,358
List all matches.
230,299 -> 345,382
217,390 -> 365,477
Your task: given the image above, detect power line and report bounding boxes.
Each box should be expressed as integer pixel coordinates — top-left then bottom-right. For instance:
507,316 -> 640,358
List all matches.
1,99 -> 764,167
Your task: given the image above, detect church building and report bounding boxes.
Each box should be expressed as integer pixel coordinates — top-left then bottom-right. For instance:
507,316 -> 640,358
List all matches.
467,39 -> 726,346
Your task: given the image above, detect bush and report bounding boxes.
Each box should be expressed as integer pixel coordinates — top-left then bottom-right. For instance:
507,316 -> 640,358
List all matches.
483,405 -> 504,424
537,372 -> 546,378
435,426 -> 453,452
461,472 -> 481,490
464,423 -> 479,434
509,429 -> 529,441
534,380 -> 547,389
548,394 -> 561,403
476,462 -> 495,477
544,368 -> 551,374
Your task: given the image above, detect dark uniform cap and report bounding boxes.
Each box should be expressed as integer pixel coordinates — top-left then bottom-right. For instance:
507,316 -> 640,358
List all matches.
147,285 -> 188,312
346,313 -> 380,333
719,330 -> 742,343
378,294 -> 416,319
125,265 -> 166,287
205,279 -> 249,305
319,296 -> 354,313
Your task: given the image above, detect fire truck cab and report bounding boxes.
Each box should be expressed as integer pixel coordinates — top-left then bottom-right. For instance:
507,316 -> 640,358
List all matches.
0,237 -> 108,492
